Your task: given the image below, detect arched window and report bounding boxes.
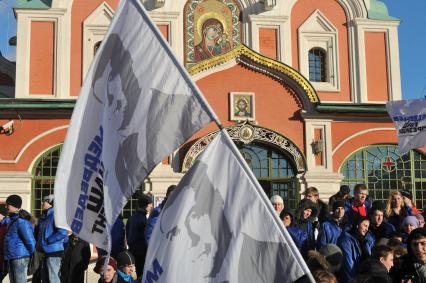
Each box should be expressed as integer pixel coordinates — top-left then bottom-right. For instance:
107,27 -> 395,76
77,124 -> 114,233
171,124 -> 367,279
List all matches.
239,143 -> 299,209
32,145 -> 62,218
32,145 -> 144,219
308,48 -> 327,82
340,145 -> 426,208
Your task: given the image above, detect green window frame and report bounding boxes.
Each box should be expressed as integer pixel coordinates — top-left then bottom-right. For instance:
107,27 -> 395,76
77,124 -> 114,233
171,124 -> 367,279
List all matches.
340,144 -> 426,208
32,144 -> 144,219
239,142 -> 300,208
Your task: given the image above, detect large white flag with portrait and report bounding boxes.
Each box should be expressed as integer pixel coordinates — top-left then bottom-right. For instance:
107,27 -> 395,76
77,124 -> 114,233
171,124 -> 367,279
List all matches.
386,98 -> 426,154
54,0 -> 215,251
143,130 -> 313,283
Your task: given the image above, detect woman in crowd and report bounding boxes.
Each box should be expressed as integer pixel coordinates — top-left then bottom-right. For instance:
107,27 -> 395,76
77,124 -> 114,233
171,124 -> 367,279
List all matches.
386,191 -> 412,231
337,216 -> 375,283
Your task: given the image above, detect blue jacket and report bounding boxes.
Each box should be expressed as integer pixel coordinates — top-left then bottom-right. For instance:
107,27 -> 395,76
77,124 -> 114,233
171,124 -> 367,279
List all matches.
4,213 -> 36,260
286,226 -> 308,250
337,231 -> 375,283
37,208 -> 68,254
98,217 -> 126,258
344,198 -> 372,228
317,218 -> 345,250
145,205 -> 161,244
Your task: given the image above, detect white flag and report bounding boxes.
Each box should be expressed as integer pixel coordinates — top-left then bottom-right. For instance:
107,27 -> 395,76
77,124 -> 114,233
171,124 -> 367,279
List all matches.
386,98 -> 426,154
54,0 -> 215,251
143,130 -> 313,283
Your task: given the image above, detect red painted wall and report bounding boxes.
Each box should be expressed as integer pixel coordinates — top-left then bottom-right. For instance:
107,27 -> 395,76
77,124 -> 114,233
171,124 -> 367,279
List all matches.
332,121 -> 397,171
0,119 -> 68,171
365,32 -> 389,101
29,21 -> 55,95
70,0 -> 119,97
259,28 -> 278,60
291,0 -> 351,101
191,64 -> 305,152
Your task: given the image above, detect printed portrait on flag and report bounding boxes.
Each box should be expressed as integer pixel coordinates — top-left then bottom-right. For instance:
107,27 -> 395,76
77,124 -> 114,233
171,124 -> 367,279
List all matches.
184,0 -> 242,66
54,0 -> 214,252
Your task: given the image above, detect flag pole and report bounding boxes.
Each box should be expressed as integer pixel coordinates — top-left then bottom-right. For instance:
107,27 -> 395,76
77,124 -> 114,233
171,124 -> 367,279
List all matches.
132,0 -> 222,130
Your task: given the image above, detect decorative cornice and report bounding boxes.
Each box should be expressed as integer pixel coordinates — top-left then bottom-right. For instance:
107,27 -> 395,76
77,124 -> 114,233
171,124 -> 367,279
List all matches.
182,121 -> 306,173
188,44 -> 319,104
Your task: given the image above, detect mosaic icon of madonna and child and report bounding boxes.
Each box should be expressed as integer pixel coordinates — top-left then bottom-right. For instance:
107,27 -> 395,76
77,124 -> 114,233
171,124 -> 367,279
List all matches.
194,18 -> 231,62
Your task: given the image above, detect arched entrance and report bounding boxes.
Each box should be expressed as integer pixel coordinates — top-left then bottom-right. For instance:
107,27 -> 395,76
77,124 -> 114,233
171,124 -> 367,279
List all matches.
239,142 -> 299,208
182,122 -> 306,209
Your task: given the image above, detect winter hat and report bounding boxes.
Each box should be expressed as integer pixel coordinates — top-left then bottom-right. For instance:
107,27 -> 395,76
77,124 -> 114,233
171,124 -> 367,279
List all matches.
332,200 -> 345,211
402,216 -> 419,228
0,204 -> 7,216
42,194 -> 54,205
116,250 -> 135,268
94,256 -> 117,274
319,244 -> 343,273
339,185 -> 350,195
415,213 -> 425,224
6,194 -> 22,209
138,195 -> 153,209
371,200 -> 386,212
401,190 -> 413,200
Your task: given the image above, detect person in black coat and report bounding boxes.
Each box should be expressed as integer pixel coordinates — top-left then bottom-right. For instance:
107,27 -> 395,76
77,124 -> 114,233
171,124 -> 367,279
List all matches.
357,245 -> 393,283
60,234 -> 91,283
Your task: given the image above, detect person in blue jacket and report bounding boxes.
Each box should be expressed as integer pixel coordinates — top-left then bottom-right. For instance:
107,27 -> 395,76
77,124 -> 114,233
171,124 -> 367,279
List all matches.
337,216 -> 375,283
317,200 -> 348,250
344,184 -> 372,229
280,209 -> 307,250
294,199 -> 318,256
4,194 -> 36,283
35,194 -> 68,283
145,185 -> 176,244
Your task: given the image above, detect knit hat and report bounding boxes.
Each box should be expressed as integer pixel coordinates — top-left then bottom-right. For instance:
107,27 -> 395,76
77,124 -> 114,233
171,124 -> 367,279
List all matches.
332,200 -> 345,211
402,216 -> 419,228
339,185 -> 350,195
116,250 -> 135,268
94,256 -> 117,274
401,190 -> 413,200
319,244 -> 343,273
0,204 -> 7,216
42,194 -> 54,205
371,200 -> 386,212
6,194 -> 22,209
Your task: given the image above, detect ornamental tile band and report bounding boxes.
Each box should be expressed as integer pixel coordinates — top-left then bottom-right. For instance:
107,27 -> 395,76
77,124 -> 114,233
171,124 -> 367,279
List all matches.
182,122 -> 306,172
188,44 -> 319,103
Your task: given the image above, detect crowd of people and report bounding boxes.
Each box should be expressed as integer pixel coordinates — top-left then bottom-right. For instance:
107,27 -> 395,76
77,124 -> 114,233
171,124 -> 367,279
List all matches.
0,182 -> 425,283
0,185 -> 177,283
272,184 -> 426,283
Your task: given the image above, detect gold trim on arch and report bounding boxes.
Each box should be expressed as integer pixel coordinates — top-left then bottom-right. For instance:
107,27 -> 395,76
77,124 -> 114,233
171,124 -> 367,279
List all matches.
188,44 -> 319,103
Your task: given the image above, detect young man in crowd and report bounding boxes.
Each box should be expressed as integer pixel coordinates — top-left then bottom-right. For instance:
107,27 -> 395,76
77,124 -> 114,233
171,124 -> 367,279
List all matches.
303,187 -> 328,223
393,227 -> 426,282
35,194 -> 68,283
328,185 -> 350,212
4,194 -> 36,283
344,184 -> 371,227
317,200 -> 347,249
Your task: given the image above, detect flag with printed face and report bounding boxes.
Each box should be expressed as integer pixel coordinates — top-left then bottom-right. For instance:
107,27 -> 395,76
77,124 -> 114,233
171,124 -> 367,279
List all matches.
54,0 -> 215,251
386,98 -> 426,154
143,130 -> 313,283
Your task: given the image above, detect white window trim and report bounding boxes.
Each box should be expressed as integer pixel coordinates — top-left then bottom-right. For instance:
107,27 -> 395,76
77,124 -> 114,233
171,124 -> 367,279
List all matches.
82,2 -> 114,79
249,15 -> 290,65
298,10 -> 340,92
